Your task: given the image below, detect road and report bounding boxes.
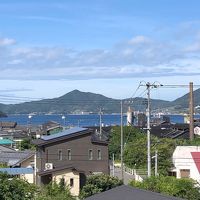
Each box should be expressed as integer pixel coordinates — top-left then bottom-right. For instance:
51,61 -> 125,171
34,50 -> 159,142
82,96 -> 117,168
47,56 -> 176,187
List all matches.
110,166 -> 135,185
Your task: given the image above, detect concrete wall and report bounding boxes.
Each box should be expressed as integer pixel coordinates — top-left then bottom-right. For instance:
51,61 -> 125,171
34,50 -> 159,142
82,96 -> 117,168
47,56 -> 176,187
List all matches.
53,169 -> 80,196
20,155 -> 34,183
173,146 -> 200,183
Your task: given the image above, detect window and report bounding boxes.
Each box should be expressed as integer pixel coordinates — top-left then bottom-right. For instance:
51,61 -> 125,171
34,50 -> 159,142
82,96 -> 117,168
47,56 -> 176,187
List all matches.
70,178 -> 74,187
88,149 -> 93,160
97,149 -> 101,160
180,169 -> 190,178
67,149 -> 71,160
58,150 -> 62,161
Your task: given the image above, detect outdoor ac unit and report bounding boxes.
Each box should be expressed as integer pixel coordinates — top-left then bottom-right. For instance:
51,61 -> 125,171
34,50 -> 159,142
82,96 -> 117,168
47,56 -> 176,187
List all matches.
45,163 -> 53,170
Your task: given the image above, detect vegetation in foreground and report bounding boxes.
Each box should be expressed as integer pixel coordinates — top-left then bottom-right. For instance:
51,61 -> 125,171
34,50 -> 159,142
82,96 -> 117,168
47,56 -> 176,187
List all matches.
79,174 -> 123,199
130,176 -> 200,200
0,173 -> 75,200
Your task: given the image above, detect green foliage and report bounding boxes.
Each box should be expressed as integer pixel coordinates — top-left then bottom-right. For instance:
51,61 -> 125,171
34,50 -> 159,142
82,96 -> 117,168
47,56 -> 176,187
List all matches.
36,179 -> 75,200
0,172 -> 74,200
181,137 -> 200,146
109,126 -> 186,175
129,176 -> 200,200
109,126 -> 142,160
0,163 -> 7,168
79,174 -> 123,199
20,138 -> 35,150
0,172 -> 37,200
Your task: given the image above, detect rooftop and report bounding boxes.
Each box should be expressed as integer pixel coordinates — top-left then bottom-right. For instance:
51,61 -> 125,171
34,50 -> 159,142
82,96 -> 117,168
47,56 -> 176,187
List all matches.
0,139 -> 13,145
0,151 -> 34,167
85,185 -> 183,200
41,127 -> 88,141
0,168 -> 33,175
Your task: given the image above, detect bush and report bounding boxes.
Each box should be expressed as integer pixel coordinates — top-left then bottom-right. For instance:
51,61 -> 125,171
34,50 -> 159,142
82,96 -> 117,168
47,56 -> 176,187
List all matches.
129,176 -> 200,200
0,172 -> 37,200
79,174 -> 123,199
36,179 -> 75,200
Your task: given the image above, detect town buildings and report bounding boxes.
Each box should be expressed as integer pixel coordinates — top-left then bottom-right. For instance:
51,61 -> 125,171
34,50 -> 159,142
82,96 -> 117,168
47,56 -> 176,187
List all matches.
33,127 -> 109,196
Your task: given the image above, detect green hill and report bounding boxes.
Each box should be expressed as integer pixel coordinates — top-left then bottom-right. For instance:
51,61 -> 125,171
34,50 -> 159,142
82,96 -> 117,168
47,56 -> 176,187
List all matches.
0,88 -> 199,114
0,110 -> 7,117
0,90 -> 169,114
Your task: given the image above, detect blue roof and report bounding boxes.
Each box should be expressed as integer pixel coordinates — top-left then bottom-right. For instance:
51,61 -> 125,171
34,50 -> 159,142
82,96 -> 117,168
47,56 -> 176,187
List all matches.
0,139 -> 13,145
0,168 -> 33,175
41,127 -> 88,141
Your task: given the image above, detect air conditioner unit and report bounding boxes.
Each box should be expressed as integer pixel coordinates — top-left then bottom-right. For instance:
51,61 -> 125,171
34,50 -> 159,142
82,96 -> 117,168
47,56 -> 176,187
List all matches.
45,163 -> 53,170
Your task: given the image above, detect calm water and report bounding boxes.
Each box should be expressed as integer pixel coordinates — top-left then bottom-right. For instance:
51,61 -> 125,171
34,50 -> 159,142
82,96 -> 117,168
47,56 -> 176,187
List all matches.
0,114 -> 124,127
0,114 -> 197,127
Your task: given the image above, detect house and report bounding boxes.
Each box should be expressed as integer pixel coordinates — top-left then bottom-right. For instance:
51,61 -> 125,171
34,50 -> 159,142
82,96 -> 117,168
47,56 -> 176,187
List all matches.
41,121 -> 63,135
0,168 -> 34,183
32,127 -> 109,196
0,146 -> 35,183
84,185 -> 183,200
0,121 -> 17,131
0,138 -> 14,147
0,150 -> 35,168
0,144 -> 15,152
171,146 -> 200,183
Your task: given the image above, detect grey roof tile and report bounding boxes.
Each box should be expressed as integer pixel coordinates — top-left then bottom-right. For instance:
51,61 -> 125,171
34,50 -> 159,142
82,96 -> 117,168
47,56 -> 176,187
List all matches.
84,185 -> 184,200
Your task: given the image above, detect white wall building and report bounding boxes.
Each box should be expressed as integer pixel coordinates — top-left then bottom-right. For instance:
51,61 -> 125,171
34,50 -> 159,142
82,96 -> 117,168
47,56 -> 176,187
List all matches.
172,146 -> 200,183
127,107 -> 134,126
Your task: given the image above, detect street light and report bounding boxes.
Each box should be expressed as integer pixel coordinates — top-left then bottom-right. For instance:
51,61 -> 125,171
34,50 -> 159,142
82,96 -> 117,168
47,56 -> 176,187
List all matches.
27,115 -> 32,138
62,115 -> 66,130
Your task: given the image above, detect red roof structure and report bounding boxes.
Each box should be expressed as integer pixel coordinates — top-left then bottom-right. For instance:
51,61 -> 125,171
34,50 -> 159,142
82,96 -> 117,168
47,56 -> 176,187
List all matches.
191,152 -> 200,173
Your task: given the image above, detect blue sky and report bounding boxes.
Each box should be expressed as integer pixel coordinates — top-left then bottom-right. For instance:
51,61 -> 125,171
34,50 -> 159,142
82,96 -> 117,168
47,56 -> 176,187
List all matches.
0,0 -> 200,103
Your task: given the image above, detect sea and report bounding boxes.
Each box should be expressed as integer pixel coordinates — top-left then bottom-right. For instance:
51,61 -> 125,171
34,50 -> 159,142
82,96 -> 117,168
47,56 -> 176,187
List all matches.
0,114 -> 200,127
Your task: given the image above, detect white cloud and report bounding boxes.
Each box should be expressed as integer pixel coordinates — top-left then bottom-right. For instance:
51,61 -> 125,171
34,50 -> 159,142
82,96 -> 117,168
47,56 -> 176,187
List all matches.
128,35 -> 151,45
7,59 -> 23,65
184,43 -> 200,52
1,31 -> 200,81
0,37 -> 16,46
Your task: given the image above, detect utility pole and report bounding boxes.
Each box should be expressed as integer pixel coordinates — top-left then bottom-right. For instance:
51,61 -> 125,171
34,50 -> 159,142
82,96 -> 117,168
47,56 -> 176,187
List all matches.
146,83 -> 151,177
120,100 -> 124,182
140,82 -> 162,177
99,108 -> 102,140
189,82 -> 194,141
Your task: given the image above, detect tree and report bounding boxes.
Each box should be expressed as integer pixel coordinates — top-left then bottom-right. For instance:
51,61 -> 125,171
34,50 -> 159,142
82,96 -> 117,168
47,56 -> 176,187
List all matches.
109,125 -> 181,175
20,138 -> 35,150
0,172 -> 37,200
79,174 -> 123,199
36,179 -> 75,200
109,126 -> 142,160
130,176 -> 200,200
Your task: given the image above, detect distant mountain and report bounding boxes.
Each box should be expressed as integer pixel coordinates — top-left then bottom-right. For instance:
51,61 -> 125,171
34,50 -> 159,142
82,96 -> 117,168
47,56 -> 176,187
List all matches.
0,111 -> 7,117
0,90 -> 169,114
0,88 -> 199,114
171,88 -> 200,108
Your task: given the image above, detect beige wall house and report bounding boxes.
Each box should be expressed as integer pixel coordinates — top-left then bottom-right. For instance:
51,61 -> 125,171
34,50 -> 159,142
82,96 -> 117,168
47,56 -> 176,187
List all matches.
38,166 -> 84,196
33,127 -> 109,196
